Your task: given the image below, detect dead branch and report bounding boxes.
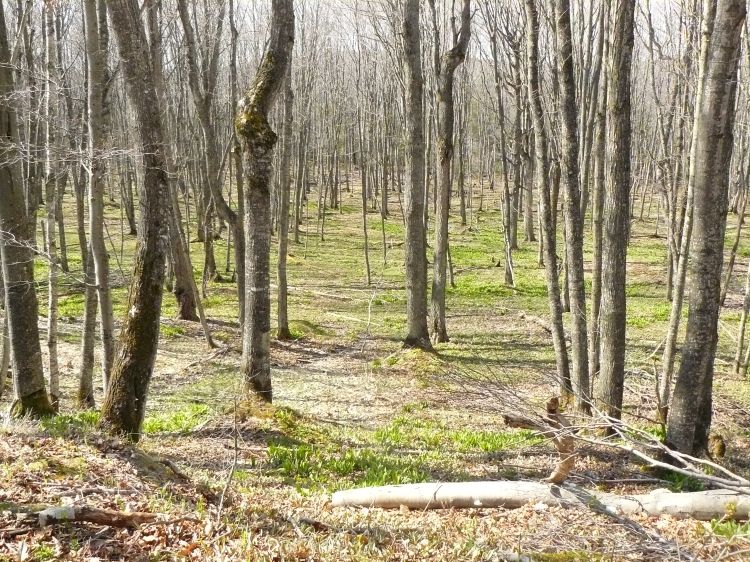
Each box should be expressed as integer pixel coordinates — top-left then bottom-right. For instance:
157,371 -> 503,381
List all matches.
35,505 -> 158,528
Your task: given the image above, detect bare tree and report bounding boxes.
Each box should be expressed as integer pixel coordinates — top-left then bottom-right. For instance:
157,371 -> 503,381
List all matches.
667,0 -> 746,456
99,0 -> 172,439
402,0 -> 431,350
0,0 -> 54,418
524,0 -> 571,397
554,0 -> 589,413
594,0 -> 635,423
277,61 -> 293,340
235,0 -> 294,401
429,0 -> 471,344
83,0 -> 115,391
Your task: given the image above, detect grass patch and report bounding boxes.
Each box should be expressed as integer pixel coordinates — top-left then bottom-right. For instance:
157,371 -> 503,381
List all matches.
374,415 -> 541,453
41,410 -> 100,436
142,404 -> 211,434
267,442 -> 430,490
161,324 -> 186,339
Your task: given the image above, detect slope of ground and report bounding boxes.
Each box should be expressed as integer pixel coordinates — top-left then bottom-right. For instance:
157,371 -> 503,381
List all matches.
3,187 -> 750,560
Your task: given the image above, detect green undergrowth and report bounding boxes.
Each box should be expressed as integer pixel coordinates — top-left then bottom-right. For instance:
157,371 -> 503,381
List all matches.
142,403 -> 212,434
262,403 -> 541,493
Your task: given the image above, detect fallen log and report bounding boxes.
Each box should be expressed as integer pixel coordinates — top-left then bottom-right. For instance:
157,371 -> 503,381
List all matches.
36,505 -> 158,528
331,481 -> 750,521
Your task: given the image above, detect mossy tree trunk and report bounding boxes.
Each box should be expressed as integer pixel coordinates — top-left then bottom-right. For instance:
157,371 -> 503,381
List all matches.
0,0 -> 54,418
99,0 -> 171,440
236,0 -> 294,402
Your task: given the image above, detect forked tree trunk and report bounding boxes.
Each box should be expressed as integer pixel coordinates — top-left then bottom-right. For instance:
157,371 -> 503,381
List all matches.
402,0 -> 432,350
99,0 -> 171,440
0,0 -> 54,418
235,0 -> 294,402
594,0 -> 636,422
667,0 -> 746,456
429,0 -> 471,344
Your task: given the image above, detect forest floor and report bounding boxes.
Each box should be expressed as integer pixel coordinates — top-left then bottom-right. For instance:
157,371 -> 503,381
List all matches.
4,186 -> 750,560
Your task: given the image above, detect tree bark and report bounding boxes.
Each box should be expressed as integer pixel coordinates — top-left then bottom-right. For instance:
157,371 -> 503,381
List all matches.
332,481 -> 750,521
554,0 -> 589,412
277,62 -> 293,341
0,0 -> 54,418
594,0 -> 636,422
524,0 -> 571,396
429,0 -> 471,344
402,0 -> 432,350
43,1 -> 61,411
99,0 -> 171,440
83,0 -> 116,391
667,0 -> 746,456
235,0 -> 294,402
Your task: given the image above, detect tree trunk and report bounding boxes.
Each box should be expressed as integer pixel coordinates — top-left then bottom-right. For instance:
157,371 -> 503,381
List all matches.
667,0 -> 746,456
84,0 -> 116,390
332,481 -> 750,521
78,246 -> 98,409
402,0 -> 432,350
594,0 -> 636,422
235,0 -> 294,402
44,0 -> 60,411
524,0 -> 571,397
99,0 -> 171,440
554,0 -> 589,412
429,0 -> 471,344
0,0 -> 54,418
277,63 -> 293,341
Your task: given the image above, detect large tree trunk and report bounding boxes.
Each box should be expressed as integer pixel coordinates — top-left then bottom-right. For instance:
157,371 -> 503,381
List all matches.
429,0 -> 471,344
0,0 -> 54,418
524,0 -> 571,396
667,0 -> 746,456
594,0 -> 636,422
402,0 -> 432,350
235,0 -> 294,402
99,0 -> 171,440
554,0 -> 589,413
84,0 -> 116,391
